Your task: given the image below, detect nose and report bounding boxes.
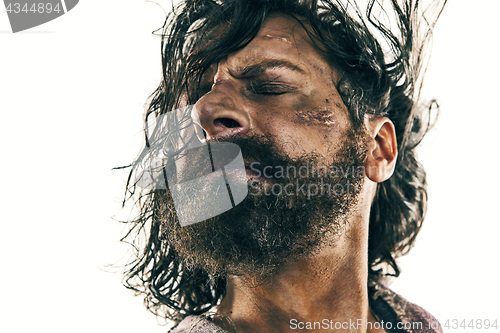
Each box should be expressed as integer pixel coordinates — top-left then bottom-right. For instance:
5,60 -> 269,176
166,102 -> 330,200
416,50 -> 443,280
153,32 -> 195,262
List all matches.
193,80 -> 250,140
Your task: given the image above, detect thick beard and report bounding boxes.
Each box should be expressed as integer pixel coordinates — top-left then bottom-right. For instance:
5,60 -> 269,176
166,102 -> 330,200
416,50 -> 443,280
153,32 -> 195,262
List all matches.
156,127 -> 368,281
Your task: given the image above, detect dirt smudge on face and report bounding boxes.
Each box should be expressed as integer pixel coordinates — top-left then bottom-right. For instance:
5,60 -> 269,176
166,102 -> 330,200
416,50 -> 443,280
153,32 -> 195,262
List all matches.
295,110 -> 335,127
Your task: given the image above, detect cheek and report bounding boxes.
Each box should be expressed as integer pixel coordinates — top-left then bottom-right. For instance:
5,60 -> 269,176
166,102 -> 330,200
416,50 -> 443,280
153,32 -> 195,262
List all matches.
294,109 -> 336,127
290,92 -> 347,133
257,111 -> 344,157
250,92 -> 350,154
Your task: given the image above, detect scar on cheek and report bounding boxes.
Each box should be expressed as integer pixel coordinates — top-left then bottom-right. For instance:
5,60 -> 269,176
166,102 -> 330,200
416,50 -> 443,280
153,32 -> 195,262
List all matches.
295,110 -> 336,127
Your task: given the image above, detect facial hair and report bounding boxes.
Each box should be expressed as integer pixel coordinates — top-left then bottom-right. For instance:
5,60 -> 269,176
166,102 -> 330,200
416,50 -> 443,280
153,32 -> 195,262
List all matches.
154,126 -> 368,280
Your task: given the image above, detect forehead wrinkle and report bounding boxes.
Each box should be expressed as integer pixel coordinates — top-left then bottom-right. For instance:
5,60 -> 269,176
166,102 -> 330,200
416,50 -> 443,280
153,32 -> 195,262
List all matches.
256,19 -> 324,64
257,25 -> 308,47
260,34 -> 293,44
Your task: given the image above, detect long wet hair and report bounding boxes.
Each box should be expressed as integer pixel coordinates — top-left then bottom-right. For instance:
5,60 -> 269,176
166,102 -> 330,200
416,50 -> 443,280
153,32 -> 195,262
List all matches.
118,0 -> 446,326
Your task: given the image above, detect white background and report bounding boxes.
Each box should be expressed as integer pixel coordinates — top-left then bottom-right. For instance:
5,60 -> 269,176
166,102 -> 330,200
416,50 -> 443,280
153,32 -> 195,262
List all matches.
0,1 -> 498,332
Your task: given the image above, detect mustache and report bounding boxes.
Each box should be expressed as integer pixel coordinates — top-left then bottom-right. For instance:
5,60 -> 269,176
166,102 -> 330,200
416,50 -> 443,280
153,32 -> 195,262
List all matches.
169,134 -> 295,184
207,135 -> 321,176
145,127 -> 364,188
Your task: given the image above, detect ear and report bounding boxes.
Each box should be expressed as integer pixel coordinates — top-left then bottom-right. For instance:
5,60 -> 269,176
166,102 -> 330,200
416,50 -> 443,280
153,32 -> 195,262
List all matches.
364,117 -> 397,183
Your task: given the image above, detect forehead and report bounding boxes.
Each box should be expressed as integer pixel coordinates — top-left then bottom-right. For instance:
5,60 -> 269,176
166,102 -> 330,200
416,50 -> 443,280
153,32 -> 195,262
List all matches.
221,14 -> 334,77
254,14 -> 310,45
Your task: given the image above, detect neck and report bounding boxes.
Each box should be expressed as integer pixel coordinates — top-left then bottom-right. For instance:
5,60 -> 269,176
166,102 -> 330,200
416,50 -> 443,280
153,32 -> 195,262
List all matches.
216,218 -> 381,333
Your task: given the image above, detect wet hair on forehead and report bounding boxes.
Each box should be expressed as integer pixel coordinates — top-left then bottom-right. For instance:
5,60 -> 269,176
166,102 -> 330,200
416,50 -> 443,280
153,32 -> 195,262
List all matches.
120,0 -> 447,325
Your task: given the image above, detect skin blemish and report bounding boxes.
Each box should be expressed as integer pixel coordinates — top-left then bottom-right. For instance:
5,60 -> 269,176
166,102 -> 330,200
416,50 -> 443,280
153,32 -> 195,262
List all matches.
262,34 -> 293,44
294,110 -> 336,127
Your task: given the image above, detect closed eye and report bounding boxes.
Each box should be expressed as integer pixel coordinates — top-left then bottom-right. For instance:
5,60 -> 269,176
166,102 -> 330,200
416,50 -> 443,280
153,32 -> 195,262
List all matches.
247,80 -> 293,95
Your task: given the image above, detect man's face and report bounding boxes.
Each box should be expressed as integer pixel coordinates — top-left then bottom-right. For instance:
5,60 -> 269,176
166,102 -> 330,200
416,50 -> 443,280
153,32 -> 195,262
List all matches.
157,15 -> 369,279
195,14 -> 352,160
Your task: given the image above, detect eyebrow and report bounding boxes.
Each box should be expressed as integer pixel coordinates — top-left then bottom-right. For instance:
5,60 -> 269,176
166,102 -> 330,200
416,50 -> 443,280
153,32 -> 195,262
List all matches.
231,59 -> 305,78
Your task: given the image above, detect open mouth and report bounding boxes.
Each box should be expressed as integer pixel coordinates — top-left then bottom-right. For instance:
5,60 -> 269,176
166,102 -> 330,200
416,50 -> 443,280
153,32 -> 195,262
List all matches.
172,142 -> 248,184
243,160 -> 278,183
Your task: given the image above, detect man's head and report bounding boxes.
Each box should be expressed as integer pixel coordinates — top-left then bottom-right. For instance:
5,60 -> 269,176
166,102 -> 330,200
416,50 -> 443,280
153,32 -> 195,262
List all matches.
158,12 -> 381,280
122,0 -> 444,322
